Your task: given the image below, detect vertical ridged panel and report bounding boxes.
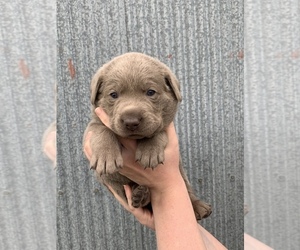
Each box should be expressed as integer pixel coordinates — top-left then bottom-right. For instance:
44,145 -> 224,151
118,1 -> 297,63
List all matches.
57,1 -> 243,249
244,0 -> 300,249
0,1 -> 56,249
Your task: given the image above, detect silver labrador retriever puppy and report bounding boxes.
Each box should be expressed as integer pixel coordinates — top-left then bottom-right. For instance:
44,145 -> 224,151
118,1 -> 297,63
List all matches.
84,52 -> 212,220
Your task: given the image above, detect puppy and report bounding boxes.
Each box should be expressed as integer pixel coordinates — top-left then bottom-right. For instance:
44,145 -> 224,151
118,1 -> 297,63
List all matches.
84,52 -> 212,220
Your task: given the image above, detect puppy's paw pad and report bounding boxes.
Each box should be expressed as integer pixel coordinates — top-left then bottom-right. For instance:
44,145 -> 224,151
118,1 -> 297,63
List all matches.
131,185 -> 151,208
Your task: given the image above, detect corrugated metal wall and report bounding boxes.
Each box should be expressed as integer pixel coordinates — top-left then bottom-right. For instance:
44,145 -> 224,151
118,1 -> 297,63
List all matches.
0,1 -> 56,250
57,0 -> 243,249
244,0 -> 300,249
2,1 -> 299,249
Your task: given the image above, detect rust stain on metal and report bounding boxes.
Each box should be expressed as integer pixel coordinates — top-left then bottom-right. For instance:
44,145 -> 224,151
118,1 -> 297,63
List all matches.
68,59 -> 76,79
237,50 -> 244,60
291,50 -> 300,59
19,59 -> 30,79
228,50 -> 244,60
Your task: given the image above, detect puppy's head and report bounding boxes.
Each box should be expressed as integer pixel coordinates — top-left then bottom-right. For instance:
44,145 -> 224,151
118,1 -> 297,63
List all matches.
90,52 -> 182,139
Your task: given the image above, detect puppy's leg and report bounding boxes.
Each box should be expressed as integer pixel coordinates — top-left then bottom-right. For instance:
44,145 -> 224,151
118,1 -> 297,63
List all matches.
100,173 -> 133,202
85,121 -> 123,176
135,131 -> 168,169
179,162 -> 212,220
101,174 -> 150,208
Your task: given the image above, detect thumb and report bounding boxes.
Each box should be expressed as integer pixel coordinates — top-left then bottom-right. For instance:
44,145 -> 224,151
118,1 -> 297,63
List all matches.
95,107 -> 111,128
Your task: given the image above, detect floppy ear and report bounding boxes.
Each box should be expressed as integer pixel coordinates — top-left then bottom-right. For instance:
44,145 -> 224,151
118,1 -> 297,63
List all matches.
90,68 -> 103,106
164,71 -> 182,102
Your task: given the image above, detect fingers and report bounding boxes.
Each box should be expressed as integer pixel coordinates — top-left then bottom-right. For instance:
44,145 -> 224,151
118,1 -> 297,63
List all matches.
124,185 -> 155,230
42,129 -> 56,164
95,107 -> 137,151
107,184 -> 155,230
165,122 -> 179,147
83,131 -> 93,161
95,107 -> 111,128
107,185 -> 130,210
123,184 -> 134,210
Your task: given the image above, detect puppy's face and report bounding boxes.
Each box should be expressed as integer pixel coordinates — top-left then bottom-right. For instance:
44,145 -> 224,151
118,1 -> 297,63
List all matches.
91,53 -> 182,139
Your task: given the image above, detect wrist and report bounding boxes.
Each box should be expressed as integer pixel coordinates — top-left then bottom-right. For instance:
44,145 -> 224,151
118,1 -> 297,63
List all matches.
149,174 -> 187,204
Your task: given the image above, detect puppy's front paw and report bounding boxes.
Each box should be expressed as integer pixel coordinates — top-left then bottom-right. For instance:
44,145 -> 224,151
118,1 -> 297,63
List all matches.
135,132 -> 168,169
90,149 -> 123,176
135,141 -> 165,169
90,131 -> 123,175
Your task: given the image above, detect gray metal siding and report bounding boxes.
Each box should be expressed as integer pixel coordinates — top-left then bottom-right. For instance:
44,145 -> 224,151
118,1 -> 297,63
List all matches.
57,0 -> 243,249
244,0 -> 300,249
2,0 -> 299,249
0,1 -> 56,250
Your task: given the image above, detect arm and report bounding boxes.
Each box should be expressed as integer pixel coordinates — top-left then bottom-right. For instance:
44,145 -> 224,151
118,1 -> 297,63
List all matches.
151,174 -> 207,250
139,125 -> 209,250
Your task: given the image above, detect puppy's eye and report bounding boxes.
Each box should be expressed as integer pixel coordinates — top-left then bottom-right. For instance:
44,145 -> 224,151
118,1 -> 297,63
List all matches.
110,92 -> 118,99
146,89 -> 156,96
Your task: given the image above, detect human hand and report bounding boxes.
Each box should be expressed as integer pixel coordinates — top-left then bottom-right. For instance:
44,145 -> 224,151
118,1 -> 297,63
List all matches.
84,131 -> 155,230
83,107 -> 182,229
42,122 -> 56,166
85,107 -> 182,193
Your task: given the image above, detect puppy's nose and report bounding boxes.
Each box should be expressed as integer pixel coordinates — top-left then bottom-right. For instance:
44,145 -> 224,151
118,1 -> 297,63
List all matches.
123,118 -> 140,131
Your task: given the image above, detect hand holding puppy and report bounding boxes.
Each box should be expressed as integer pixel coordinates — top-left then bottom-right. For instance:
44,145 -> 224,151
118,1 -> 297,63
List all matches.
84,107 -> 182,193
84,106 -> 181,230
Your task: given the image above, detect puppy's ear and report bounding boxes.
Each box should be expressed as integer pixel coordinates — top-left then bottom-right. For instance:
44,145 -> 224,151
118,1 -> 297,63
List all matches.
90,69 -> 103,106
164,71 -> 182,102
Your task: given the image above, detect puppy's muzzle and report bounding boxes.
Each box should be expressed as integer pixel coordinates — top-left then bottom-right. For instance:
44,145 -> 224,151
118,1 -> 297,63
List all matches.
123,117 -> 141,131
121,110 -> 143,132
